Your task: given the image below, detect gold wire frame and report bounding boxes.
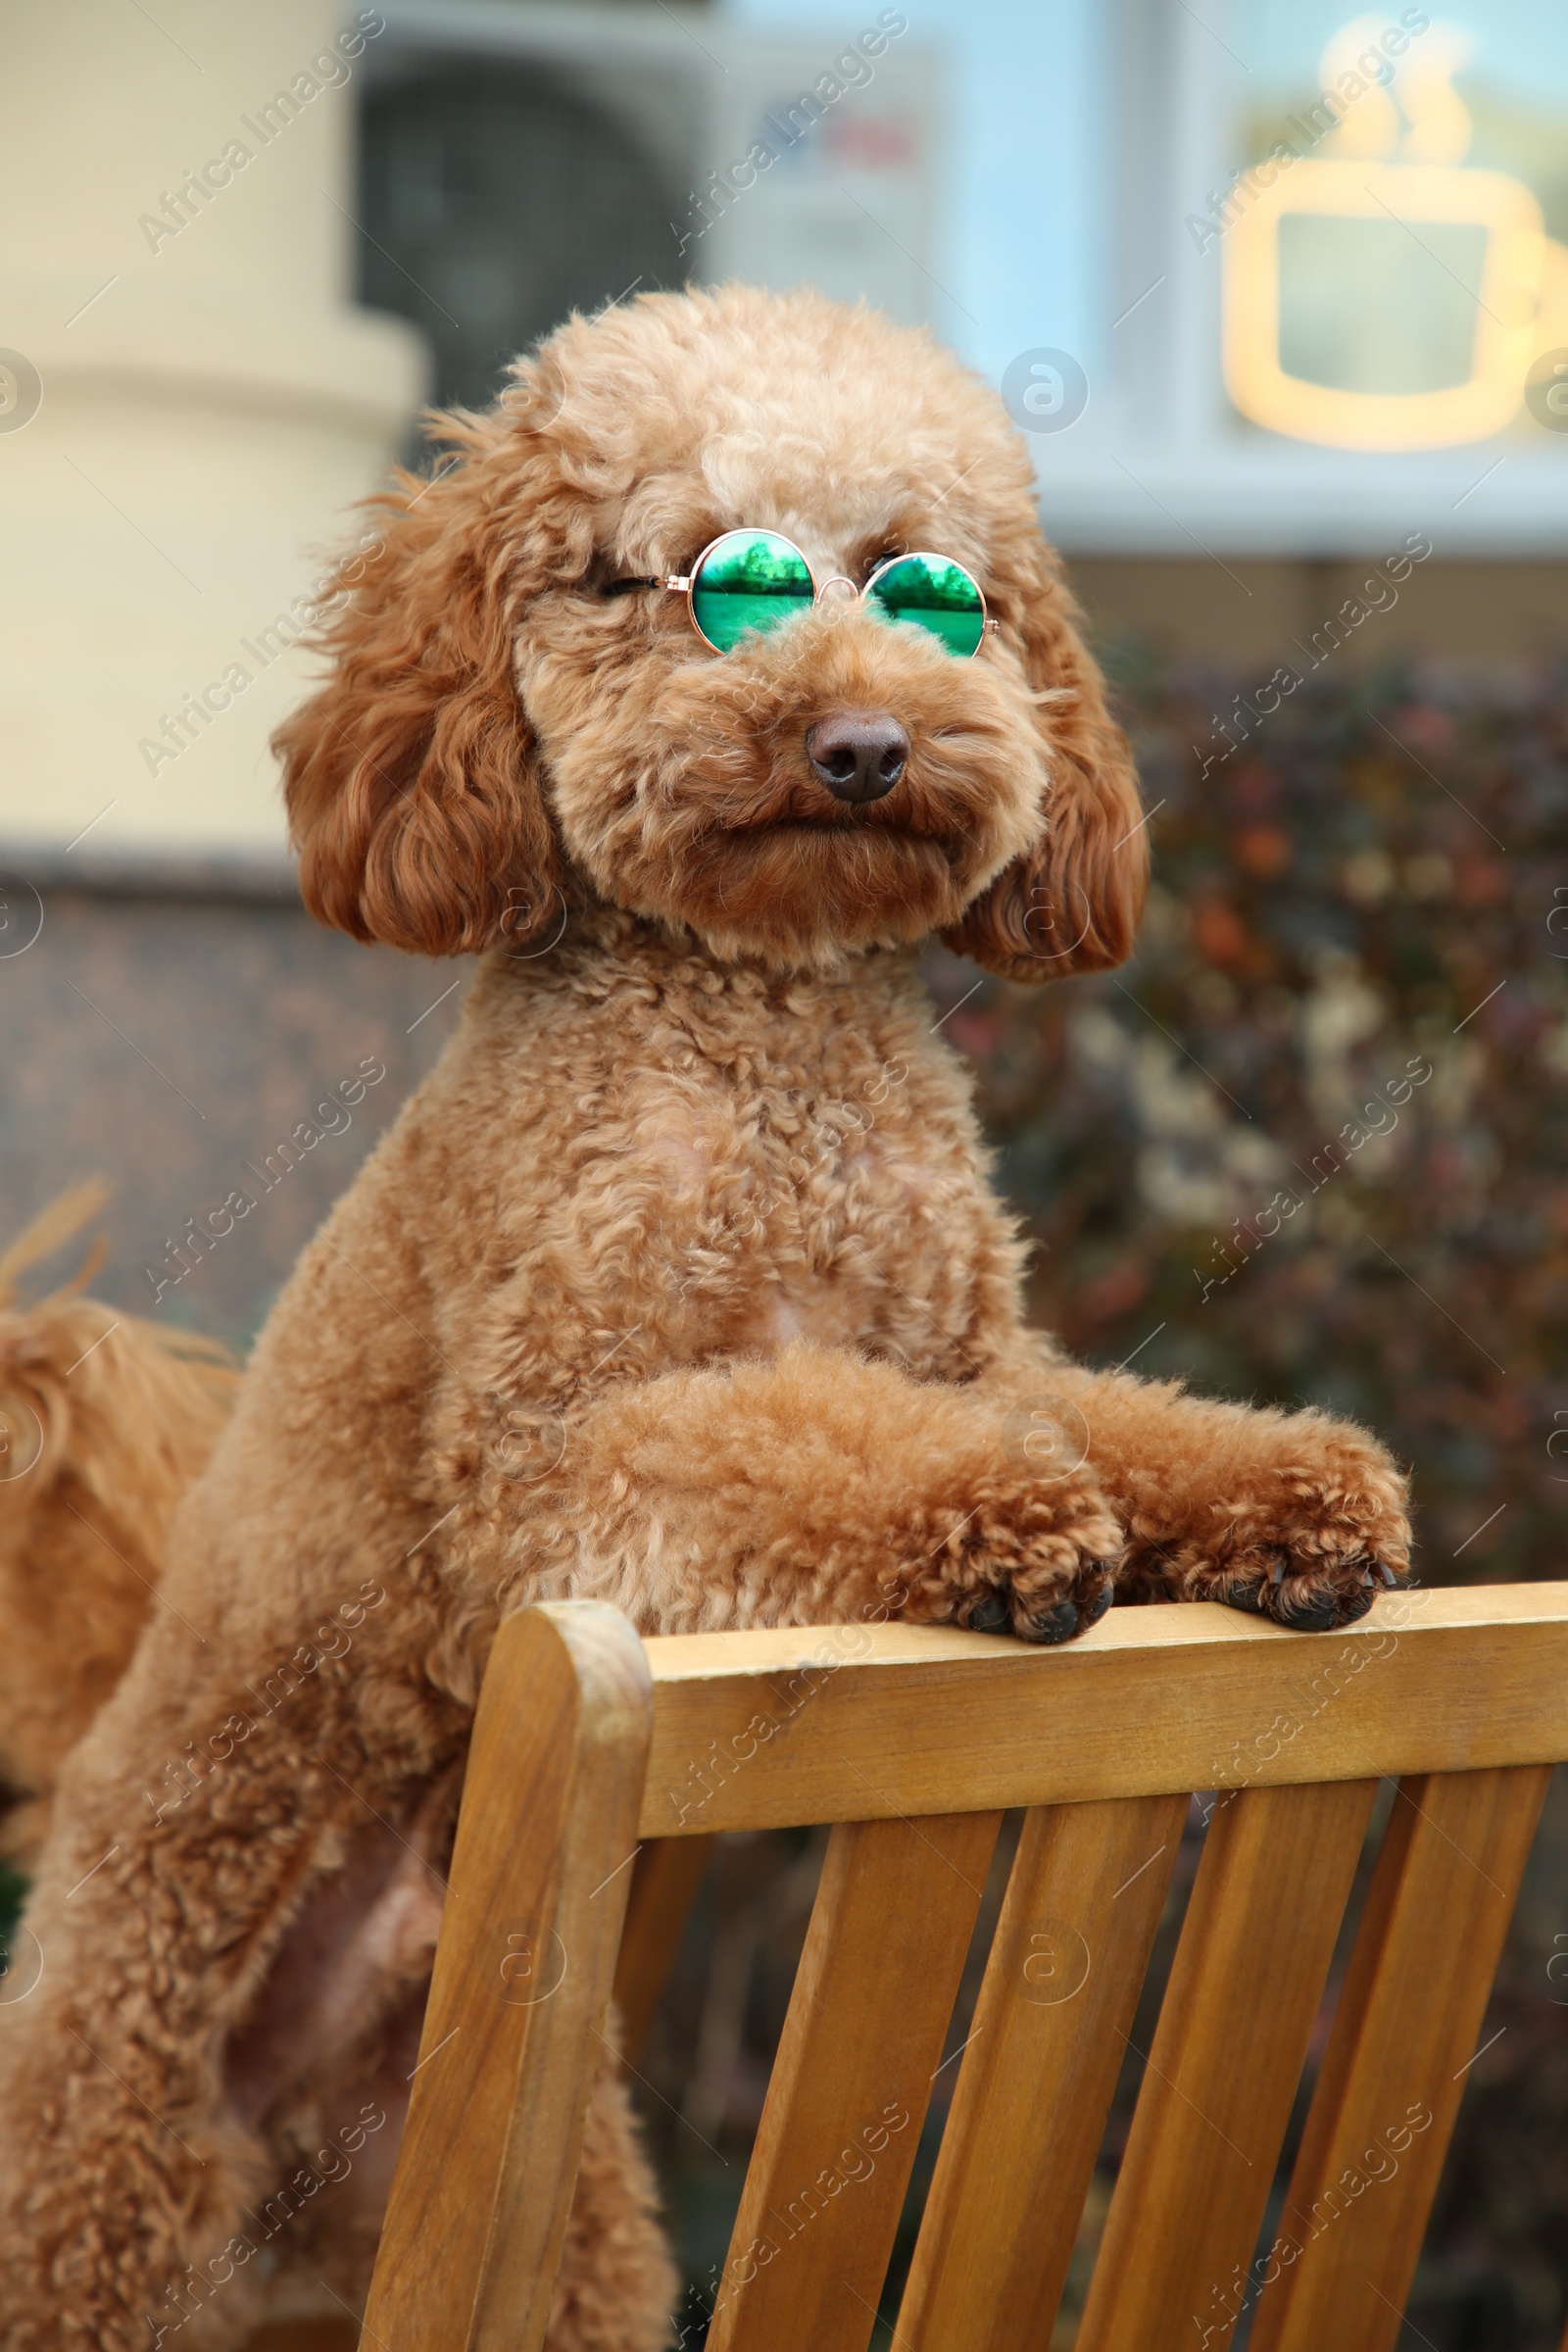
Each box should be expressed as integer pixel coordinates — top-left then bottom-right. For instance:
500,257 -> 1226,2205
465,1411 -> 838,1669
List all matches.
657,530 -> 998,657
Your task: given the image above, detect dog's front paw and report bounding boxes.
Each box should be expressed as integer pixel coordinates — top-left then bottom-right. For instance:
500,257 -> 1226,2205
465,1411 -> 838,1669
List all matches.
906,1468 -> 1126,1647
1171,1417 -> 1410,1634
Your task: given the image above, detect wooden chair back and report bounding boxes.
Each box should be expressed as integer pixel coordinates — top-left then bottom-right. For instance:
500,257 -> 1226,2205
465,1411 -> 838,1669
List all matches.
362,1585 -> 1568,2351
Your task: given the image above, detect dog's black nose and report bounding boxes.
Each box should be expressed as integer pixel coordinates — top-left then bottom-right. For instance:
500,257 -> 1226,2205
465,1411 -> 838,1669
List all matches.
806,711 -> 909,805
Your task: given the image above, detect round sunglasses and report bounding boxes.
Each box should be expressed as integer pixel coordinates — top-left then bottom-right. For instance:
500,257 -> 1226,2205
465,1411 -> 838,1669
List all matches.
605,528 -> 998,660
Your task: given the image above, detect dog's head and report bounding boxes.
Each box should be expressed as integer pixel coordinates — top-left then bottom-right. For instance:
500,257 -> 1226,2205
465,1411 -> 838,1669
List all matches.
276,284 -> 1145,979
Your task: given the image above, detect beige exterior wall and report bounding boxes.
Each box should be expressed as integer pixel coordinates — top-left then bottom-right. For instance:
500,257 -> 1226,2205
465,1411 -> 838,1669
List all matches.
0,2 -> 427,860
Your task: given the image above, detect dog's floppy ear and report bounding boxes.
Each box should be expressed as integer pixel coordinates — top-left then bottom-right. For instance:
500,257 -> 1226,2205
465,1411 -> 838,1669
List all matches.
274,400 -> 567,957
941,531 -> 1147,982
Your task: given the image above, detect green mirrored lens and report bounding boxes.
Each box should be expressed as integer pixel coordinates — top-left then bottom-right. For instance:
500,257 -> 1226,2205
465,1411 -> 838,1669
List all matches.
866,554 -> 986,657
690,530 -> 814,652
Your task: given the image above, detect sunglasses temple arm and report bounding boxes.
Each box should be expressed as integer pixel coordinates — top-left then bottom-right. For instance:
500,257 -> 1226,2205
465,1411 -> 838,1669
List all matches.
601,576 -> 692,599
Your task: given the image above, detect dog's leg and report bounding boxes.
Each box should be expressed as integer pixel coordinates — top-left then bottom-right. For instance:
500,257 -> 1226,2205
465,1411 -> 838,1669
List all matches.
545,2038 -> 679,2352
0,1604 -> 467,2350
0,1594 -> 677,2351
1001,1356 -> 1411,1632
495,1339 -> 1124,1646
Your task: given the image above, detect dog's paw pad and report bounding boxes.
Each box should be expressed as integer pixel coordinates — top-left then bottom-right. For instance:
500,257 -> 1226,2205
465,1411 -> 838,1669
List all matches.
964,1591 -> 1012,1635
925,1484 -> 1123,1649
962,1586 -> 1104,1645
1023,1578 -> 1112,1642
1024,1597 -> 1080,1644
1221,1559 -> 1393,1634
1014,1548 -> 1119,1645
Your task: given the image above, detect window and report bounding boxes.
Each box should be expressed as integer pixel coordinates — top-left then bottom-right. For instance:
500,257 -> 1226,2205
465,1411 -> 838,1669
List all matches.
1030,0 -> 1568,549
1219,4 -> 1568,450
357,4 -> 939,414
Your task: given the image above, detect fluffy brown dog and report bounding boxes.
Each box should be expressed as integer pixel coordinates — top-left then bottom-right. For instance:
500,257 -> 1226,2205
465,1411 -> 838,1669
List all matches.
0,285 -> 1410,2349
0,1185 -> 234,1872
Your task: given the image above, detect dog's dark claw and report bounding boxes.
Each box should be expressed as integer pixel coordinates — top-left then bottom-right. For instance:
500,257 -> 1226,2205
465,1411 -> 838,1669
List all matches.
1082,1584 -> 1113,1627
1223,1570 -> 1377,1632
1374,1560 -> 1399,1588
966,1592 -> 1010,1635
1274,1588 -> 1340,1633
1026,1599 -> 1080,1644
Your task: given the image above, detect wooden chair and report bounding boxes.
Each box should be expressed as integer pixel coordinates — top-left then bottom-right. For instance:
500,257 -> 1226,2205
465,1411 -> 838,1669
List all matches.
358,1584 -> 1568,2351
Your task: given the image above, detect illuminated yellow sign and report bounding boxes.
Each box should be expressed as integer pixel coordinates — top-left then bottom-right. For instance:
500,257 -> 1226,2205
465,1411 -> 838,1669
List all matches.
1222,17 -> 1568,449
1226,160 -> 1545,447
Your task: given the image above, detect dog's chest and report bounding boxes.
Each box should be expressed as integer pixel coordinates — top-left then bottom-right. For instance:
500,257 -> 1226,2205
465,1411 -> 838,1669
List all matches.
611,1049 -> 989,1369
468,957 -> 1020,1391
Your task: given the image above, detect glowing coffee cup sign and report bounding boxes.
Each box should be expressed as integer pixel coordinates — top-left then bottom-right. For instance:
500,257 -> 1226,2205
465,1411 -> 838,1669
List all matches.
1223,17 -> 1568,449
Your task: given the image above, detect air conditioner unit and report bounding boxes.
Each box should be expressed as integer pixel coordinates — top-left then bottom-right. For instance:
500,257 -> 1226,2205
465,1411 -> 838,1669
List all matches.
364,3 -> 940,409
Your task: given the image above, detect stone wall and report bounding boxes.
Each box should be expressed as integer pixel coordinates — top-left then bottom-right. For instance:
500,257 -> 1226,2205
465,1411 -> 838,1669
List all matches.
0,861 -> 464,1347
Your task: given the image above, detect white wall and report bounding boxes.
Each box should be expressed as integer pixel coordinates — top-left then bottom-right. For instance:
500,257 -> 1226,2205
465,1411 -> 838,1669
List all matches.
717,0 -> 1109,391
0,3 -> 427,861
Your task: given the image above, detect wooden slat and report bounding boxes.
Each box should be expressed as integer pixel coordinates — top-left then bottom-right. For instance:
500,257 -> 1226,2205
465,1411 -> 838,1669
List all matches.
638,1588 -> 1568,1836
1075,1777 -> 1378,2352
239,2328 -> 356,2350
897,1790 -> 1189,2351
363,1602 -> 652,2352
1250,1765 -> 1551,2352
705,1810 -> 1002,2352
612,1834 -> 715,2067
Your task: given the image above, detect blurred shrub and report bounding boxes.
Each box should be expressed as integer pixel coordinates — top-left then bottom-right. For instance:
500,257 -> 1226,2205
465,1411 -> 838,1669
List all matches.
933,655 -> 1568,1587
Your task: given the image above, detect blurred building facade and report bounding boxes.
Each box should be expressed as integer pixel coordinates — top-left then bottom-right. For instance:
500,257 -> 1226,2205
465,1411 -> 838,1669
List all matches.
6,0 -> 1566,876
2,0 -> 426,865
